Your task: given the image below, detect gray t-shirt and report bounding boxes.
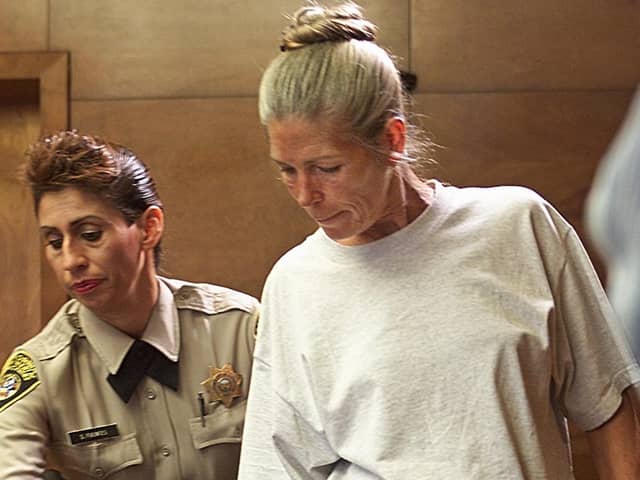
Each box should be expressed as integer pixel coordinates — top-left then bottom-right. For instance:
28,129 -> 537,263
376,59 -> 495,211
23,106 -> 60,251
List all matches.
239,182 -> 640,479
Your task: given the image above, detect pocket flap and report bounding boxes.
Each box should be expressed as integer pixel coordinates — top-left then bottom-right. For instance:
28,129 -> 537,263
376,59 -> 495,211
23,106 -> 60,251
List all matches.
50,433 -> 143,478
190,400 -> 246,449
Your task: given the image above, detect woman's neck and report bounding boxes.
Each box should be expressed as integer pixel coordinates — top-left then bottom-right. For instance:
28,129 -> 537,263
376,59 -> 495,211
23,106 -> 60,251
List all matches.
402,170 -> 435,223
100,270 -> 159,339
347,168 -> 433,245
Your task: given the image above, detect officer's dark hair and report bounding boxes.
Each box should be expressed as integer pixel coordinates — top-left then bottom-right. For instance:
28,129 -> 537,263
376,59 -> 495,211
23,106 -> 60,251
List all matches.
22,130 -> 164,267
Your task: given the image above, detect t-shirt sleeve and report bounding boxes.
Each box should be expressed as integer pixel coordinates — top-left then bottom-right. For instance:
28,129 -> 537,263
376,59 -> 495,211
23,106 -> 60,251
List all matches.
238,277 -> 339,479
550,228 -> 640,431
238,355 -> 290,479
239,358 -> 340,479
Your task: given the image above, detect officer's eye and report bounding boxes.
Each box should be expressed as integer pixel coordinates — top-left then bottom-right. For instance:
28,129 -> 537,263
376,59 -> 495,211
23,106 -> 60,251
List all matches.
81,230 -> 103,242
46,237 -> 63,250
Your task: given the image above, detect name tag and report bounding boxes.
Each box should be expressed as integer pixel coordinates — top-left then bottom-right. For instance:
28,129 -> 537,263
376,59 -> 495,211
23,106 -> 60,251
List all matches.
68,424 -> 120,445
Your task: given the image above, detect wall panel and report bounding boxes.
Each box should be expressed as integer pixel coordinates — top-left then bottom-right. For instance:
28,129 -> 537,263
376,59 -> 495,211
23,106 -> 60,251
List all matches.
412,90 -> 634,237
411,0 -> 640,92
72,97 -> 316,298
0,0 -> 48,51
52,0 -> 409,100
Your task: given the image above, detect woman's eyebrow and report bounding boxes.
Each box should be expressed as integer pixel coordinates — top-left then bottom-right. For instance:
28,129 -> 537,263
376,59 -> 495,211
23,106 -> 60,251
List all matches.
38,226 -> 58,236
39,215 -> 105,232
69,215 -> 104,228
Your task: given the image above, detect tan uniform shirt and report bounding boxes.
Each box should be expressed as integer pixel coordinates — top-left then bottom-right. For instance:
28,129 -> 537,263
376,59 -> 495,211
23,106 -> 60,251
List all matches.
0,277 -> 259,479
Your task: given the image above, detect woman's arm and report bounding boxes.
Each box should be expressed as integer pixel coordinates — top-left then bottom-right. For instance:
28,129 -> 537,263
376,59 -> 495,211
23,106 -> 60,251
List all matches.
586,387 -> 639,479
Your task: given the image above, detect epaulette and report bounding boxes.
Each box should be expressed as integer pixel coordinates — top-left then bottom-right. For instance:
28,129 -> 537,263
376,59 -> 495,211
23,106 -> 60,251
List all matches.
23,300 -> 83,362
160,277 -> 258,316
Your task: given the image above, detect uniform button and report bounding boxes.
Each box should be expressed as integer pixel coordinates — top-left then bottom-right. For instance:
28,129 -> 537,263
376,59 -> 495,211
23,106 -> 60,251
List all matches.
94,467 -> 105,477
146,389 -> 156,400
161,446 -> 171,457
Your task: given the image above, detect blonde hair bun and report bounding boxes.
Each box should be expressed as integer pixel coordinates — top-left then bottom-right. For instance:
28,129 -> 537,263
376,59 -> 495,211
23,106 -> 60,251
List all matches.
280,2 -> 377,52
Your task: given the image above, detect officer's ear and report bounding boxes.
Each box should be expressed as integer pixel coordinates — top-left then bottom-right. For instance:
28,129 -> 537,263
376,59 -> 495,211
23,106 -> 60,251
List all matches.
138,206 -> 164,250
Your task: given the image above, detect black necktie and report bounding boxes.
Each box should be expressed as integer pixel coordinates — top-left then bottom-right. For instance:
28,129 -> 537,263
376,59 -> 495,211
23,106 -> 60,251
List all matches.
107,340 -> 179,403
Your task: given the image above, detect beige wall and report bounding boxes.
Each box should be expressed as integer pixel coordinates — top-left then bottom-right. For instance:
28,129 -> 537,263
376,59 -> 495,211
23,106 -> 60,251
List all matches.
1,1 -> 639,478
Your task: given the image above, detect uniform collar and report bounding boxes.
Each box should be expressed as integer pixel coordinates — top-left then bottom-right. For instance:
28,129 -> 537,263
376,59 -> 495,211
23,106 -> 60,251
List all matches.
79,278 -> 181,375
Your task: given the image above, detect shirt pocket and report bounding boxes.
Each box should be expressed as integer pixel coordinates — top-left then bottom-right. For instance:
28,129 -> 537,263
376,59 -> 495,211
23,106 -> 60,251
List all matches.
189,399 -> 246,450
49,433 -> 143,478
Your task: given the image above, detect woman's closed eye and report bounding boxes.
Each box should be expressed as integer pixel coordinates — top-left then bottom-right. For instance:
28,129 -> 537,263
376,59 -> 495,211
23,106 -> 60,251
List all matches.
276,165 -> 297,185
279,165 -> 296,175
317,165 -> 341,174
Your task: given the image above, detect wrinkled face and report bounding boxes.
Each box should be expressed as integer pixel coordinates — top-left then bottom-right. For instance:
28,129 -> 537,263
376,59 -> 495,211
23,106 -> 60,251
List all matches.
38,187 -> 145,317
268,117 -> 398,245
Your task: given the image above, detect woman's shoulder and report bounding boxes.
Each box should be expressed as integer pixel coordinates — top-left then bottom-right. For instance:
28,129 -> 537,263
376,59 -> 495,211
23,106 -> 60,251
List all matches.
436,182 -> 573,242
159,276 -> 259,316
443,182 -> 546,210
0,300 -> 82,407
441,182 -> 559,222
266,230 -> 324,275
19,300 -> 82,362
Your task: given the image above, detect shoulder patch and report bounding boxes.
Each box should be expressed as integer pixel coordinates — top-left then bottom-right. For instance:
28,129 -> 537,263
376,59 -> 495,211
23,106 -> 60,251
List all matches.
0,350 -> 40,413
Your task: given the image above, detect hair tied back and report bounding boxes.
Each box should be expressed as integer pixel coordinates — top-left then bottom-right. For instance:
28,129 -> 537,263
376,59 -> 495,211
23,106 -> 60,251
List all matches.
280,2 -> 377,52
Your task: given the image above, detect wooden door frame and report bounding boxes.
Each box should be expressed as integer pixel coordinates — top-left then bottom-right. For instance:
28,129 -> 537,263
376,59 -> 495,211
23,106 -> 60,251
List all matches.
0,51 -> 69,324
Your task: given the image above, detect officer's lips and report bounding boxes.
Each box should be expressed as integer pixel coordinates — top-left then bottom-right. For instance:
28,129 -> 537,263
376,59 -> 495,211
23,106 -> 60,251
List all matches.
71,279 -> 103,295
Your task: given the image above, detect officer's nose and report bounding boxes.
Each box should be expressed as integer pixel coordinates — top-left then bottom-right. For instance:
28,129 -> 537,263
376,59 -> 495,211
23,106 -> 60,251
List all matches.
61,241 -> 88,273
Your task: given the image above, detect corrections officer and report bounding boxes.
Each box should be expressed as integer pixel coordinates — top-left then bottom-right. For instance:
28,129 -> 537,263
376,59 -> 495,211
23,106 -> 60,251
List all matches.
0,131 -> 259,479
